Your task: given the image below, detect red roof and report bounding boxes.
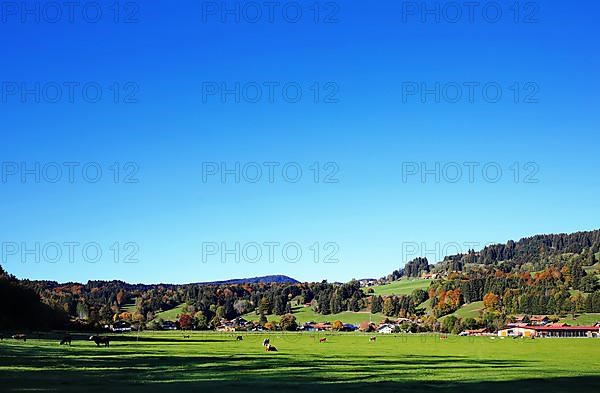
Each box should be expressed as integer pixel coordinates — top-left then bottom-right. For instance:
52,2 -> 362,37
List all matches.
525,325 -> 599,331
530,315 -> 549,321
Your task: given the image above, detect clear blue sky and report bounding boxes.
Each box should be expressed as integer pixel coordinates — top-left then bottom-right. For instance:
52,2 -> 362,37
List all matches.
1,1 -> 599,284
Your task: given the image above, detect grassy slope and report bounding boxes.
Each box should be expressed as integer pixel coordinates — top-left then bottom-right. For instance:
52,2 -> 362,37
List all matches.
151,304 -> 187,321
1,332 -> 599,393
558,313 -> 600,326
366,279 -> 431,296
440,301 -> 485,321
244,306 -> 386,325
120,301 -> 137,314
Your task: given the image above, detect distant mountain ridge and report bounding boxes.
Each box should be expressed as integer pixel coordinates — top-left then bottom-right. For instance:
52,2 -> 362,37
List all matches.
25,274 -> 300,290
195,275 -> 300,285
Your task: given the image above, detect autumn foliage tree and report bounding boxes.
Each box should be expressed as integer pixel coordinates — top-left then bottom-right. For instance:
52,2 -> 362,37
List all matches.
332,320 -> 344,330
483,292 -> 500,311
178,313 -> 194,330
279,314 -> 298,331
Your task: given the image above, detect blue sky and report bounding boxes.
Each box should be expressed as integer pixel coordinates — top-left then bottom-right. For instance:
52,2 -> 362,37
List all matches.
1,1 -> 599,283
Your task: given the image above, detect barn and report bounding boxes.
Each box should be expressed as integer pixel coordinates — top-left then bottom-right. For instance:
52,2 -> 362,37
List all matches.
498,324 -> 600,338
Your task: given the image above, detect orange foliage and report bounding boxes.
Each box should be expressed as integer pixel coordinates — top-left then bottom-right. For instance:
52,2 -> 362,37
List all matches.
483,292 -> 500,310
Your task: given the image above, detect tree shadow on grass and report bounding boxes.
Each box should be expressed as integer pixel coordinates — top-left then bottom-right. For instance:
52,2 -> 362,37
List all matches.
1,344 -> 598,393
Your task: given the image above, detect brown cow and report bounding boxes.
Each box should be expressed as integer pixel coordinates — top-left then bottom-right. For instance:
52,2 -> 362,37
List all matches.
319,338 -> 327,343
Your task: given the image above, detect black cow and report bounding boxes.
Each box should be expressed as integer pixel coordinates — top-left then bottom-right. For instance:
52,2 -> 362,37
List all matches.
236,335 -> 243,341
89,336 -> 110,347
60,334 -> 72,346
12,334 -> 27,342
262,338 -> 270,346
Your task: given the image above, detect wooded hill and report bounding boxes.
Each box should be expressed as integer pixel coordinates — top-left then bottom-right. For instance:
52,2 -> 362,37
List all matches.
1,229 -> 599,332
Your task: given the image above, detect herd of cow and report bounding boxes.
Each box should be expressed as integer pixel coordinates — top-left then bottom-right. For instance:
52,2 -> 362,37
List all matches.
1,334 -> 109,347
2,333 -> 378,350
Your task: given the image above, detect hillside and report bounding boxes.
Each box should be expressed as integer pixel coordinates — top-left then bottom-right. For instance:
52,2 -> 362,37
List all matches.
151,304 -> 187,322
439,301 -> 485,321
365,279 -> 431,296
244,305 -> 385,325
557,313 -> 600,326
438,229 -> 600,272
0,266 -> 66,330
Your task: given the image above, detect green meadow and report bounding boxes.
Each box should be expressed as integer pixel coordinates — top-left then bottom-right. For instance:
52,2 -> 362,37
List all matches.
150,303 -> 187,321
1,332 -> 599,392
365,279 -> 432,296
440,301 -> 486,321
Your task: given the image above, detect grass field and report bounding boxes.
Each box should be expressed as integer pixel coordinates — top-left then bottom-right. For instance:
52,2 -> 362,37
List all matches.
558,313 -> 600,326
244,306 -> 386,325
1,331 -> 599,392
366,279 -> 432,296
440,302 -> 485,321
150,304 -> 187,321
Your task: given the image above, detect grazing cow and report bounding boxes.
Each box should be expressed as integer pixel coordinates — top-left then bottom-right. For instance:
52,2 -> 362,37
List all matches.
236,335 -> 243,341
369,336 -> 376,342
265,344 -> 277,352
60,334 -> 72,346
319,338 -> 327,343
89,336 -> 110,347
12,334 -> 27,342
262,338 -> 270,347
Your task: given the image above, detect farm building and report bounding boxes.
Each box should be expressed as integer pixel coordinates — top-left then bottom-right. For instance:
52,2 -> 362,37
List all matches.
161,321 -> 177,330
300,322 -> 331,331
359,321 -> 376,332
530,325 -> 600,338
377,324 -> 395,334
498,326 -> 540,338
498,324 -> 600,338
459,328 -> 490,336
513,315 -> 549,326
110,321 -> 132,332
300,323 -> 317,332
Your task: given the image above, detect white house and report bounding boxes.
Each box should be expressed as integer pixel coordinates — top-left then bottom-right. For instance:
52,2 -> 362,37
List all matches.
110,321 -> 132,332
377,324 -> 395,334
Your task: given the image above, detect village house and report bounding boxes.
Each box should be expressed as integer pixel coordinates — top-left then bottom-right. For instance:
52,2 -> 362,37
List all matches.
377,324 -> 396,334
110,320 -> 132,332
359,279 -> 378,287
161,321 -> 177,330
313,322 -> 332,331
513,315 -> 549,326
459,328 -> 490,337
215,318 -> 237,332
358,321 -> 376,332
216,325 -> 236,332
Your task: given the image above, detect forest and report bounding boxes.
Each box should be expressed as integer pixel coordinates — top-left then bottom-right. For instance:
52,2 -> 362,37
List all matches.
1,229 -> 599,331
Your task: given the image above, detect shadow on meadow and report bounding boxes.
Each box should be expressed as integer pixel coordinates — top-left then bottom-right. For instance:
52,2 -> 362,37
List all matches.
1,342 -> 598,393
